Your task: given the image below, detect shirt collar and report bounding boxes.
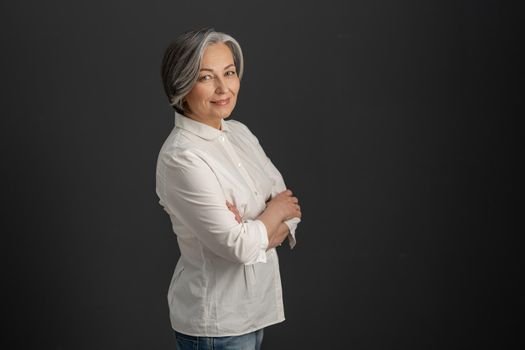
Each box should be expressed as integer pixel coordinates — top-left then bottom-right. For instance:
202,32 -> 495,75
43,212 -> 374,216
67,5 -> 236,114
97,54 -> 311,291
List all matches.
174,110 -> 230,141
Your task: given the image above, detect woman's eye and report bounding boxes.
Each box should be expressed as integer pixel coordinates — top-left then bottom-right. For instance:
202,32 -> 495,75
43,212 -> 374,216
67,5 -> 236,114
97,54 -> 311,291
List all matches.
199,75 -> 212,81
226,71 -> 236,76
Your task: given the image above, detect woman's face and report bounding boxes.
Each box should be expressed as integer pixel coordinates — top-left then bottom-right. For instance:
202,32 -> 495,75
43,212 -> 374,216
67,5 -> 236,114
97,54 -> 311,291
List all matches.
184,42 -> 240,129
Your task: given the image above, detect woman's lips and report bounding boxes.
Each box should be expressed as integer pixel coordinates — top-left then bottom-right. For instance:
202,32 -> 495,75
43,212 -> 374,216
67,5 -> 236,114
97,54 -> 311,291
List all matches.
211,98 -> 230,106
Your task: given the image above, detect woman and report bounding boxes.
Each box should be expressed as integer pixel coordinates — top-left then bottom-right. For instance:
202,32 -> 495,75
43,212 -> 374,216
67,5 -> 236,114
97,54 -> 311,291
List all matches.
156,27 -> 302,350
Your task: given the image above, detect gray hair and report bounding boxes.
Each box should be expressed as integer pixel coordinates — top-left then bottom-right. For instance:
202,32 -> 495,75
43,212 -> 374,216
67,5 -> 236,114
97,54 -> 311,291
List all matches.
161,27 -> 244,114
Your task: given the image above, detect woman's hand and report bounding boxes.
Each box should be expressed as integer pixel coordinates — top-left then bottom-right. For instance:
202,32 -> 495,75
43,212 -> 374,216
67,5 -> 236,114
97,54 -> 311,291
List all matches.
226,201 -> 242,223
266,189 -> 301,221
257,189 -> 301,249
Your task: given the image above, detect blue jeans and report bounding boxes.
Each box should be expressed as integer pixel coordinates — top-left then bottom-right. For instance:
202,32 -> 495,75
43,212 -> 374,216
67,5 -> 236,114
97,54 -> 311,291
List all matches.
174,328 -> 264,350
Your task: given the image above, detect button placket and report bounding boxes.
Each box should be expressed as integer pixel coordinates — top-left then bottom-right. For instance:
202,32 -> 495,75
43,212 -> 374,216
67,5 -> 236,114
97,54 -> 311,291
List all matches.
220,135 -> 259,196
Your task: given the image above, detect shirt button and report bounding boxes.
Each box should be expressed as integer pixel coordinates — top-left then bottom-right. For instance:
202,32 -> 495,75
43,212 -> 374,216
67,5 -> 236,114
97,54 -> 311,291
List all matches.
237,162 -> 242,167
254,191 -> 258,195
220,136 -> 225,142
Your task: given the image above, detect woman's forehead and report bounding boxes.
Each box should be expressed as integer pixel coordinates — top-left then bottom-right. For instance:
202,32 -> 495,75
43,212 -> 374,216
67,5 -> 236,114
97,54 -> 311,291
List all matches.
201,43 -> 234,65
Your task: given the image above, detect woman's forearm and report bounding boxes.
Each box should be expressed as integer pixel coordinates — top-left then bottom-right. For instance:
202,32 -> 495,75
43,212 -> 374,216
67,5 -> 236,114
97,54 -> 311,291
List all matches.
256,189 -> 299,249
256,207 -> 290,249
266,222 -> 289,250
256,208 -> 283,244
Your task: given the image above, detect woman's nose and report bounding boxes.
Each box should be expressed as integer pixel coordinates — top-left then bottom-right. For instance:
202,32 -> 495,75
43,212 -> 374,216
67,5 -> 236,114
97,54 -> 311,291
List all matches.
215,77 -> 228,93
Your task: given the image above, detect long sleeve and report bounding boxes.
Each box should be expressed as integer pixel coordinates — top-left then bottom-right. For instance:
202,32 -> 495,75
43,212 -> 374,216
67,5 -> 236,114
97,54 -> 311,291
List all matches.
157,150 -> 269,265
237,123 -> 301,249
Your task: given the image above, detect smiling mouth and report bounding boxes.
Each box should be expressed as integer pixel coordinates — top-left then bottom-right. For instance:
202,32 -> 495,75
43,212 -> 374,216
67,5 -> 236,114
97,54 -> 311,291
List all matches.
211,98 -> 230,106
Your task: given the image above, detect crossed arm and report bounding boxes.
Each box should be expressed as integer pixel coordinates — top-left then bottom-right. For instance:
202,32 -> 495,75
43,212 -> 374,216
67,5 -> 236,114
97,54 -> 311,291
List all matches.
226,200 -> 292,250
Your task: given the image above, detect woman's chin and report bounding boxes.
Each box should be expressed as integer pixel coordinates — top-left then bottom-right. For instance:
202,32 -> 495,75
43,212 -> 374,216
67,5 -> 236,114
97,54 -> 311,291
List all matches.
215,109 -> 234,119
211,101 -> 235,114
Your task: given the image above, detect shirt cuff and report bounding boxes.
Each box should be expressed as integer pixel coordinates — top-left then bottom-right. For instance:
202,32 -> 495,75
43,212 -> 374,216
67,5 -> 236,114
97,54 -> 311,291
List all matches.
245,219 -> 269,265
284,218 -> 300,250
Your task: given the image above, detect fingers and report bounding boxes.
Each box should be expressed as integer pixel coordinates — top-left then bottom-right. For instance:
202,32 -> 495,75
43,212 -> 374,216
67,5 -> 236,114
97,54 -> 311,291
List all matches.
286,196 -> 299,205
279,189 -> 293,196
295,202 -> 301,218
226,201 -> 238,213
278,189 -> 297,198
294,201 -> 302,215
226,201 -> 239,211
278,190 -> 301,216
226,201 -> 242,223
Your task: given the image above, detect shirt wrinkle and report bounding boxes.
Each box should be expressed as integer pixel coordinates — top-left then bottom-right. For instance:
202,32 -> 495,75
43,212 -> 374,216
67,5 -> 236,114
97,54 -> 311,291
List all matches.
156,111 -> 301,336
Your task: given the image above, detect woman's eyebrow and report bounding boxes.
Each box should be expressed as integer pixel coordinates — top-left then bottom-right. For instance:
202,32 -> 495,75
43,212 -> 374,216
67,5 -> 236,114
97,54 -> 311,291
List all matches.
200,64 -> 235,72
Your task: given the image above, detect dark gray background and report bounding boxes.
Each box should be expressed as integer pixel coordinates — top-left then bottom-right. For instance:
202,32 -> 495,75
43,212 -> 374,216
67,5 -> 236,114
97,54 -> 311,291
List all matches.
2,0 -> 521,349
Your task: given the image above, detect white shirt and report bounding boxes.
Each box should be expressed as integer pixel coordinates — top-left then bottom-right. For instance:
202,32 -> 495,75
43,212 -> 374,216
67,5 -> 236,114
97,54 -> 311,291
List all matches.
155,111 -> 301,336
